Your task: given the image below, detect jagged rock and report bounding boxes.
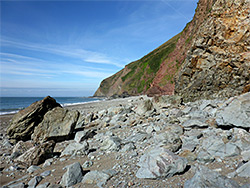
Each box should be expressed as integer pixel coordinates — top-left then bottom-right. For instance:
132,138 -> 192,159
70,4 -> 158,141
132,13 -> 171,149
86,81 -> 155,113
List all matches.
15,141 -> 55,166
153,95 -> 183,107
11,140 -> 34,159
82,169 -> 116,187
154,131 -> 182,152
40,170 -> 51,177
7,96 -> 61,141
100,136 -> 121,151
36,182 -> 50,188
236,161 -> 250,178
242,150 -> 250,162
184,166 -> 240,188
60,141 -> 89,157
182,118 -> 209,129
121,142 -> 136,152
216,92 -> 250,128
74,130 -> 96,143
60,162 -> 84,187
136,147 -> 188,179
32,107 -> 79,142
28,176 -> 43,188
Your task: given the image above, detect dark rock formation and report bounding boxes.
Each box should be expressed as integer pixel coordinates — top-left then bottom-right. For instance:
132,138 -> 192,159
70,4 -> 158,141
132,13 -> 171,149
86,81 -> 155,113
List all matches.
7,96 -> 61,142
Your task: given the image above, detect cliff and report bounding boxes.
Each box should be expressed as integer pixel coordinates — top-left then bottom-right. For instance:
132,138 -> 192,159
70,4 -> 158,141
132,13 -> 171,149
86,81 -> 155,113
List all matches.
94,0 -> 214,97
94,0 -> 250,99
175,0 -> 250,101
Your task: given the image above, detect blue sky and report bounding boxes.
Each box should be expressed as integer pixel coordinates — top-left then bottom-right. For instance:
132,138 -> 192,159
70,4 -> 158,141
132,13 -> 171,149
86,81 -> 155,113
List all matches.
0,0 -> 198,97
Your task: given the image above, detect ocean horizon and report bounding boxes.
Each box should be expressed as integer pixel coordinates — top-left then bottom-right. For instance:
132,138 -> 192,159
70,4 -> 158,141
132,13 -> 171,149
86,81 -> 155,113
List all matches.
0,96 -> 102,115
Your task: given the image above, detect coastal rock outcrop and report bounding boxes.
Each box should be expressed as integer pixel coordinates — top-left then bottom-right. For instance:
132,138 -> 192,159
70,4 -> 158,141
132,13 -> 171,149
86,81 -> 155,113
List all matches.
175,0 -> 250,101
7,96 -> 61,142
32,107 -> 79,142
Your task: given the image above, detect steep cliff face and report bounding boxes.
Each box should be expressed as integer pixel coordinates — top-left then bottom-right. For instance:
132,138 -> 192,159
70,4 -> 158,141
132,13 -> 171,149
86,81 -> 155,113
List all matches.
94,0 -> 214,97
175,0 -> 250,102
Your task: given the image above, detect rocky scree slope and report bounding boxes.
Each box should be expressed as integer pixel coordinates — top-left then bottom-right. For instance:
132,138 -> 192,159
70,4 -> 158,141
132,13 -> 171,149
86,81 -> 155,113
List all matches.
94,0 -> 214,97
175,0 -> 250,102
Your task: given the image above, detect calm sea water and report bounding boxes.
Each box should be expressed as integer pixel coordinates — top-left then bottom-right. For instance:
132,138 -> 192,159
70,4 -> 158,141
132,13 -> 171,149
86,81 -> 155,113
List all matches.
0,97 -> 101,115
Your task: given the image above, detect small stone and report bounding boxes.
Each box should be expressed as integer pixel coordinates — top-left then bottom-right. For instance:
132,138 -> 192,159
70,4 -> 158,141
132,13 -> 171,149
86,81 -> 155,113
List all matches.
40,170 -> 51,177
28,176 -> 43,188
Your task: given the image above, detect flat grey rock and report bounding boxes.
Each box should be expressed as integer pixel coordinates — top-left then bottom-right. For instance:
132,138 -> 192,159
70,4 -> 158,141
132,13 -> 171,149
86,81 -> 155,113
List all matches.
184,166 -> 240,188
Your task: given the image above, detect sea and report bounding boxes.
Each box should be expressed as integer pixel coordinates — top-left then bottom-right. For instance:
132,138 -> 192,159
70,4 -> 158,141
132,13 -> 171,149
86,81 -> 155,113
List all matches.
0,97 -> 102,115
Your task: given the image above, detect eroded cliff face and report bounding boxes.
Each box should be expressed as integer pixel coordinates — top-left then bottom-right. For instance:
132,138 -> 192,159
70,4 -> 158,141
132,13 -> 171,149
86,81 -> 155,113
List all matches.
175,0 -> 250,102
94,0 -> 214,97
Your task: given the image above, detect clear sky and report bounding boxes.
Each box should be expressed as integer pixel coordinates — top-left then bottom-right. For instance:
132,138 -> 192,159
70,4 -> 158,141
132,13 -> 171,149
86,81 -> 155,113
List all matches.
0,0 -> 198,97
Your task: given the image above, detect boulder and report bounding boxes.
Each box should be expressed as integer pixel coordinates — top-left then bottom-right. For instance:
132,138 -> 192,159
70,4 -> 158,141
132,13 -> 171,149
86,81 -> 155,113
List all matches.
184,166 -> 240,188
11,140 -> 34,159
32,107 -> 79,142
100,136 -> 121,151
14,141 -> 55,166
136,147 -> 187,179
60,141 -> 89,157
74,130 -> 96,143
60,162 -> 84,187
154,131 -> 182,152
28,176 -> 43,188
133,99 -> 154,115
236,161 -> 250,178
82,169 -> 116,187
7,96 -> 61,141
216,92 -> 250,128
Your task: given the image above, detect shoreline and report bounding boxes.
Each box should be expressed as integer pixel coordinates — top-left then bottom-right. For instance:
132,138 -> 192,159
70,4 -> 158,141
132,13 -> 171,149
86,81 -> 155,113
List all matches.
0,95 -> 145,128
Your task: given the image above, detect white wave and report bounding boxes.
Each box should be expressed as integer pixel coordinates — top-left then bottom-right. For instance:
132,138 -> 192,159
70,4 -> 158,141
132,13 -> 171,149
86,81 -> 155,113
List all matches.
0,110 -> 19,115
61,99 -> 102,107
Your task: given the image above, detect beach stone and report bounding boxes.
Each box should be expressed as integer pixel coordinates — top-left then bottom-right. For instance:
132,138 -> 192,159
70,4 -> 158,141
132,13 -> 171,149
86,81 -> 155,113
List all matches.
82,169 -> 116,187
242,150 -> 250,162
28,176 -> 43,188
40,170 -> 51,177
60,141 -> 89,157
7,96 -> 61,141
60,162 -> 84,187
8,182 -> 26,188
36,182 -> 50,188
136,146 -> 187,179
74,130 -> 96,143
133,99 -> 154,115
197,150 -> 215,163
47,185 -> 62,188
121,142 -> 136,152
182,118 -> 209,129
200,136 -> 241,158
74,114 -> 85,130
43,158 -> 53,167
27,165 -> 41,173
154,131 -> 182,152
184,166 -> 240,188
100,136 -> 121,151
15,141 -> 55,166
216,92 -> 250,128
32,107 -> 79,142
82,160 -> 93,168
236,161 -> 250,178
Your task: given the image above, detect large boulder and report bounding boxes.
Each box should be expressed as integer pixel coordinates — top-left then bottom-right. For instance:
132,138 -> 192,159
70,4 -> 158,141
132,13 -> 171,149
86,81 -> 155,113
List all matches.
32,107 -> 79,142
7,96 -> 61,141
184,166 -> 240,188
136,147 -> 187,179
14,141 -> 55,166
60,162 -> 84,187
216,92 -> 250,129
